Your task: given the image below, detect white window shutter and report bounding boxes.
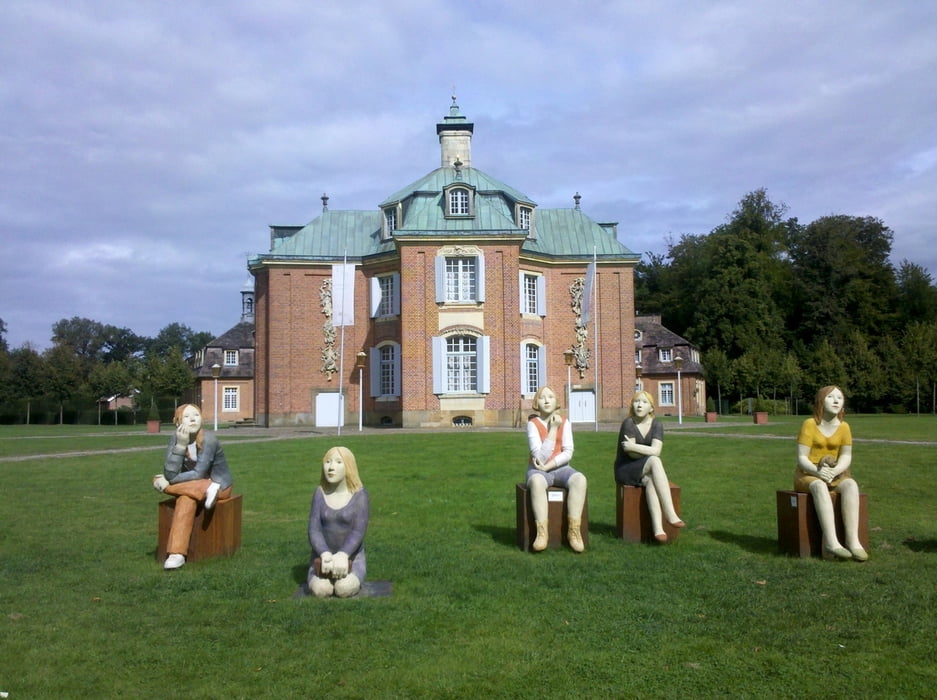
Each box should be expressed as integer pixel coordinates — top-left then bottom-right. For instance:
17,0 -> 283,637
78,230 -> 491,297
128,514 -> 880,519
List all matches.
518,272 -> 525,314
369,348 -> 380,397
434,257 -> 446,303
478,335 -> 491,393
538,345 -> 547,389
432,336 -> 444,394
369,277 -> 381,318
391,273 -> 401,315
536,275 -> 546,317
476,254 -> 486,302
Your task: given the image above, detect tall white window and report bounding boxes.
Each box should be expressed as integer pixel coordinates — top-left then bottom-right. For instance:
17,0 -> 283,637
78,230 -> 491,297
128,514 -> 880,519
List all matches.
223,386 -> 239,411
660,382 -> 675,406
522,342 -> 546,395
369,343 -> 401,398
449,188 -> 470,215
384,208 -> 396,234
446,257 -> 475,301
435,253 -> 485,303
370,273 -> 400,318
432,335 -> 490,394
659,348 -> 673,363
519,272 -> 546,316
224,350 -> 238,366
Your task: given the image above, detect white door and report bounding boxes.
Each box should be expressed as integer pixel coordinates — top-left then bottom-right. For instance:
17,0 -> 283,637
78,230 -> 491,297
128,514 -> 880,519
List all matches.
315,393 -> 344,428
569,390 -> 595,423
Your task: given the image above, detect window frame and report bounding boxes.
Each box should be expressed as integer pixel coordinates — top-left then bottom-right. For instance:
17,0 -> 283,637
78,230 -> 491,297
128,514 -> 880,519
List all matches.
520,341 -> 547,395
519,271 -> 546,316
370,273 -> 401,318
223,350 -> 238,366
435,254 -> 486,304
431,334 -> 491,395
222,385 -> 239,411
369,342 -> 401,398
659,382 -> 675,406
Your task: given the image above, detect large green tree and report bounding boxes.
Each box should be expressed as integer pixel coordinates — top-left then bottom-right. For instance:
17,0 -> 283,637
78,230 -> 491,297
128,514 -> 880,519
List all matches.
788,215 -> 897,347
682,189 -> 792,358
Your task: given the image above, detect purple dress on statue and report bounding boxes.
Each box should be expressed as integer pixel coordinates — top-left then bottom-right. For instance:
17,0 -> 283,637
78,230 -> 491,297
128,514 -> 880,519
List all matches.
307,487 -> 369,582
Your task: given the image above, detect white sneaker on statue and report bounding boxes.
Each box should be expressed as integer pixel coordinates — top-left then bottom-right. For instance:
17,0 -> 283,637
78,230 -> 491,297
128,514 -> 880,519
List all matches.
205,482 -> 220,509
164,554 -> 186,570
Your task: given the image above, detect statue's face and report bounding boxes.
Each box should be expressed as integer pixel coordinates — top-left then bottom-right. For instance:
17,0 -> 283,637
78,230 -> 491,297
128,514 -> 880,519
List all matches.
632,395 -> 653,418
323,451 -> 347,486
179,405 -> 202,434
537,388 -> 557,414
823,388 -> 844,416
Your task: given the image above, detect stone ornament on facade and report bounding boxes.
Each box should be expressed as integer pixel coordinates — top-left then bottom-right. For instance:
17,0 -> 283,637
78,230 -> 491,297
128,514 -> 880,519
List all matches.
320,279 -> 338,380
568,277 -> 591,379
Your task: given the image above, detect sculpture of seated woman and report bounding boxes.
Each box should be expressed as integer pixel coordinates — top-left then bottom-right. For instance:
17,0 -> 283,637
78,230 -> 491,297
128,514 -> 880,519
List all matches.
613,390 -> 685,542
152,403 -> 233,570
794,385 -> 867,561
526,386 -> 587,552
308,446 -> 370,597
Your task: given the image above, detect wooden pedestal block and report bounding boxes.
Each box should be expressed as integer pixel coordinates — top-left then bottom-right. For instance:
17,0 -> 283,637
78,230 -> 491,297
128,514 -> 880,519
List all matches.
515,483 -> 589,551
615,483 -> 682,543
157,494 -> 242,562
776,490 -> 868,559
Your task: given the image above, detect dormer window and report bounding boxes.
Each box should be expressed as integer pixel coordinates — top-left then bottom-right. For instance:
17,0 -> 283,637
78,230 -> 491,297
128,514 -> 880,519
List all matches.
518,206 -> 531,230
444,185 -> 474,218
381,204 -> 399,241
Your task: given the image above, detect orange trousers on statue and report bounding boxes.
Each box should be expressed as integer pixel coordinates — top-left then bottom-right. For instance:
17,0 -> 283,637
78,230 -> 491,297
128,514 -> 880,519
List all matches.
163,479 -> 233,556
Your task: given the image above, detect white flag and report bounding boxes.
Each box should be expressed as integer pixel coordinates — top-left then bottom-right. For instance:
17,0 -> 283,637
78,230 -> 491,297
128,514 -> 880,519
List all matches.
581,261 -> 595,326
331,264 -> 355,327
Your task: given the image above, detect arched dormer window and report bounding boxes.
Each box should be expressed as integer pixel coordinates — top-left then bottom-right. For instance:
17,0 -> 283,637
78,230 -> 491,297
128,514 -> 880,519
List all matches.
444,184 -> 474,218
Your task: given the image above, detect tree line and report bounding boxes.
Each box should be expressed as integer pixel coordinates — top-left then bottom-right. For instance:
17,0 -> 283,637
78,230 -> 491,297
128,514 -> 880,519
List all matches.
0,318 -> 214,424
636,189 -> 937,414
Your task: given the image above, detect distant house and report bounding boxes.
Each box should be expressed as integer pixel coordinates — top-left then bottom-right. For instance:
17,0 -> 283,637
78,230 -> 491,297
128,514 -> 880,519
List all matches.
633,315 -> 705,417
193,278 -> 256,425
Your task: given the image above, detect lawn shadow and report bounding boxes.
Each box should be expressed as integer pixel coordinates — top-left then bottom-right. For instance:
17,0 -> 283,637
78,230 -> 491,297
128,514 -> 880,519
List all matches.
903,537 -> 937,553
473,523 -> 516,548
708,529 -> 778,555
292,561 -> 309,584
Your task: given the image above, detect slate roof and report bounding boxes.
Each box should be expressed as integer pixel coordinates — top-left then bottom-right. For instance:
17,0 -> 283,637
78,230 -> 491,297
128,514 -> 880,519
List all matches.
250,108 -> 640,266
635,315 -> 702,374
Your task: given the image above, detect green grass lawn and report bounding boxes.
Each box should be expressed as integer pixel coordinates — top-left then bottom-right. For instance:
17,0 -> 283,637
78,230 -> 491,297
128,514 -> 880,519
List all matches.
1,420 -> 936,698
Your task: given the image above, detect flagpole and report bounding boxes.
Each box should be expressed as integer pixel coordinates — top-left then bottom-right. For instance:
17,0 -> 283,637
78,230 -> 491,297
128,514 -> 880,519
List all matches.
337,250 -> 347,436
592,246 -> 599,432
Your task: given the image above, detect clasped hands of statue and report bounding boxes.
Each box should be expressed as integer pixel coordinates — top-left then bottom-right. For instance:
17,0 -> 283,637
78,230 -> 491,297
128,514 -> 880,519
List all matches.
531,413 -> 562,472
816,455 -> 838,483
319,551 -> 350,578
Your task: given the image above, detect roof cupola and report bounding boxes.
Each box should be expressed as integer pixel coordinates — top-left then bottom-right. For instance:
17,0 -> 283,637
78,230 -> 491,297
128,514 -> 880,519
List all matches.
436,95 -> 473,168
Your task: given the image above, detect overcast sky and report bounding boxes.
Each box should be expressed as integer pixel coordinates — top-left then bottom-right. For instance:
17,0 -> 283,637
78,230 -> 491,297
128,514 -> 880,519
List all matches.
2,1 -> 935,351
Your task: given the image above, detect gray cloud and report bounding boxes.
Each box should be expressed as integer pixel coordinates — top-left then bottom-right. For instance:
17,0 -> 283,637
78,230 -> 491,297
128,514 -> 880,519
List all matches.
2,1 -> 935,349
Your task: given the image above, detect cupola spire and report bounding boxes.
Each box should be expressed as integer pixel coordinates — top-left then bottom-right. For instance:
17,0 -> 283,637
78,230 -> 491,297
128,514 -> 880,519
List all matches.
437,94 -> 473,168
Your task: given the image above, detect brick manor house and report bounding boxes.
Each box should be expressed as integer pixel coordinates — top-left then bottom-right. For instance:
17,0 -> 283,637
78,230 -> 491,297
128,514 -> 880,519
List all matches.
248,100 -> 643,428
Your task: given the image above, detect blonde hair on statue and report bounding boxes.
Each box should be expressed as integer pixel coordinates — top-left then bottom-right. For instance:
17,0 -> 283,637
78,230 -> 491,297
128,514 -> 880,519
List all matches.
172,403 -> 204,452
532,385 -> 560,412
628,390 -> 656,418
320,446 -> 363,493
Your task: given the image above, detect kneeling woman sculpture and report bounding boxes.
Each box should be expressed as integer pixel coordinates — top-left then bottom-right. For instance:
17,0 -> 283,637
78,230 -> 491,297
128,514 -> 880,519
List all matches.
525,386 -> 587,552
308,446 -> 370,597
794,385 -> 868,561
